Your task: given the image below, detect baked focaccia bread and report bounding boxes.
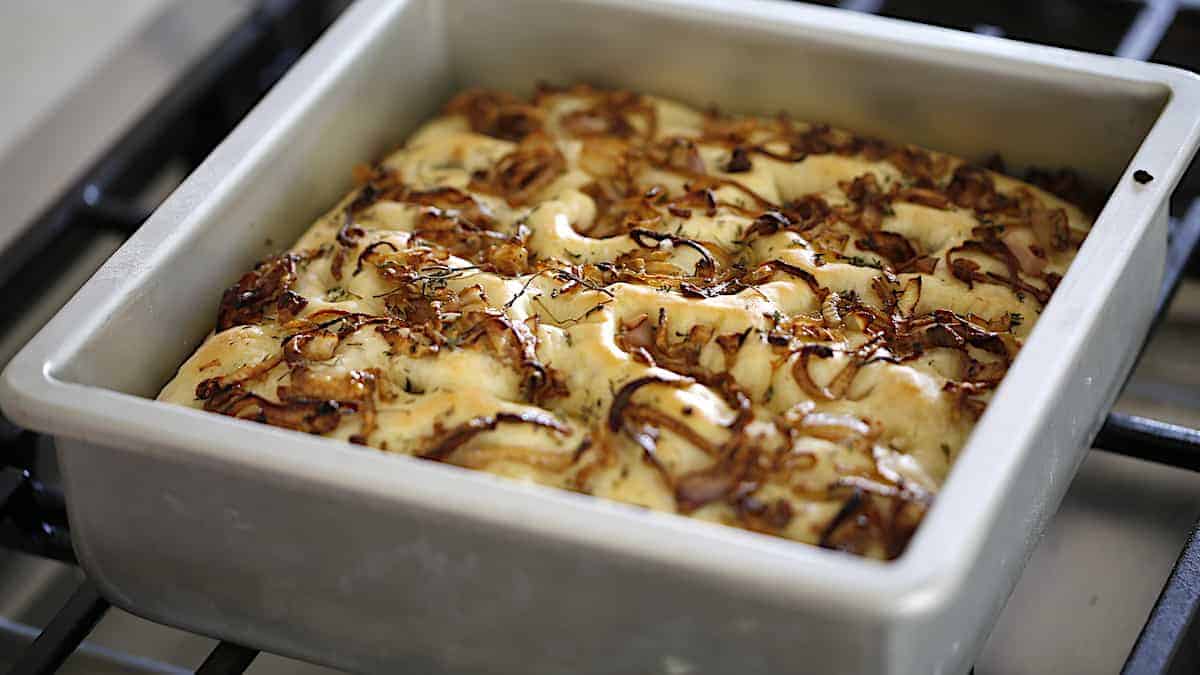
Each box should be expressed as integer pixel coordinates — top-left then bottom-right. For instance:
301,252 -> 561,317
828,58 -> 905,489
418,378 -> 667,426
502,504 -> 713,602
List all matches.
160,84 -> 1091,559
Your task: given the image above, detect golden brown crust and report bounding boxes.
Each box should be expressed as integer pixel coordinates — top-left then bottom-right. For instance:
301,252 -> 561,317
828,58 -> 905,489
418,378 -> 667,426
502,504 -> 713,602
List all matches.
159,84 -> 1092,559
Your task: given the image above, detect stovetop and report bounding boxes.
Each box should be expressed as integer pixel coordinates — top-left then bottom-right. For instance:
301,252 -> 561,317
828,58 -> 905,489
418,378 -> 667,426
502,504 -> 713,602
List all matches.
1,1 -> 1198,673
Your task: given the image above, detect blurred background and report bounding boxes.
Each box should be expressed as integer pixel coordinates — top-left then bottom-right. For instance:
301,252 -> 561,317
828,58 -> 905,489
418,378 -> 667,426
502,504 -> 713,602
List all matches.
0,1 -> 1197,673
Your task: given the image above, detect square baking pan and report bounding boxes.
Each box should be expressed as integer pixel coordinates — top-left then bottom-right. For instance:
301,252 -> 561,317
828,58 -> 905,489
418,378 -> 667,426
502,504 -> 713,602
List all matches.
3,0 -> 1199,673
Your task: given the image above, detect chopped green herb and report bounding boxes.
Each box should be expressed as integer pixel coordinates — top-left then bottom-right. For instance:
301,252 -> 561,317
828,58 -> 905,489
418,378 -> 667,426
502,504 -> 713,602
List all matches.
325,286 -> 358,302
844,255 -> 882,270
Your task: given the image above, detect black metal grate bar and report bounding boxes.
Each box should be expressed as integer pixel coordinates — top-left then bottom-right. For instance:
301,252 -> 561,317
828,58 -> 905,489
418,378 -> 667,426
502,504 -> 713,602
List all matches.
6,581 -> 110,675
1124,524 -> 1200,674
0,468 -> 74,565
1097,413 -> 1200,471
1092,199 -> 1200,466
837,0 -> 884,12
195,641 -> 260,675
1159,200 -> 1200,325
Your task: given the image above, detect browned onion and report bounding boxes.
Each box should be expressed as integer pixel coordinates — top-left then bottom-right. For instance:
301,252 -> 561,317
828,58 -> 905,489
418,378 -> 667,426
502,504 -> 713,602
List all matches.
283,330 -> 339,364
799,411 -> 873,443
421,411 -> 569,462
628,228 -> 718,276
1030,206 -> 1070,253
858,231 -> 918,266
217,253 -> 304,331
895,187 -> 950,210
608,373 -> 693,432
619,313 -> 655,351
675,468 -> 735,512
623,403 -> 719,456
1000,228 -> 1047,276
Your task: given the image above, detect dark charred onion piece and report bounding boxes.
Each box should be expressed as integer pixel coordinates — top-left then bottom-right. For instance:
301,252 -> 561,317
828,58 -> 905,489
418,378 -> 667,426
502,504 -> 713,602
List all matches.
347,181 -> 382,214
472,134 -> 566,206
623,403 -> 719,457
337,211 -> 366,248
945,239 -> 1052,305
886,146 -> 950,185
198,362 -> 362,436
628,228 -> 718,276
217,253 -> 302,331
580,184 -> 664,238
403,187 -> 498,227
946,165 -> 1011,213
895,187 -> 950,210
725,146 -> 752,173
819,488 -> 865,549
790,341 -> 878,401
895,255 -> 938,275
354,240 -> 401,276
412,212 -> 527,276
668,186 -> 719,217
505,313 -> 551,401
608,374 -> 694,433
203,386 -> 355,435
744,210 -> 792,240
421,411 -> 569,462
758,260 -> 828,300
444,88 -> 543,141
792,123 -> 855,156
784,195 -> 832,230
195,354 -> 284,401
276,290 -> 308,321
821,484 -> 927,558
744,198 -> 831,241
839,173 -> 891,230
857,231 -> 917,266
734,493 -> 794,532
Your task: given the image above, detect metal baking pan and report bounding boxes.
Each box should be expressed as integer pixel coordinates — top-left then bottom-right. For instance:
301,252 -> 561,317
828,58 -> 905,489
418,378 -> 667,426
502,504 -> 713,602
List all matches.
3,0 -> 1199,672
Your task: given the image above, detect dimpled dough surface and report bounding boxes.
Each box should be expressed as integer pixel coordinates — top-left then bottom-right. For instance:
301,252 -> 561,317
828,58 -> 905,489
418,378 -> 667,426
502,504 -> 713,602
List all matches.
159,85 -> 1091,559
